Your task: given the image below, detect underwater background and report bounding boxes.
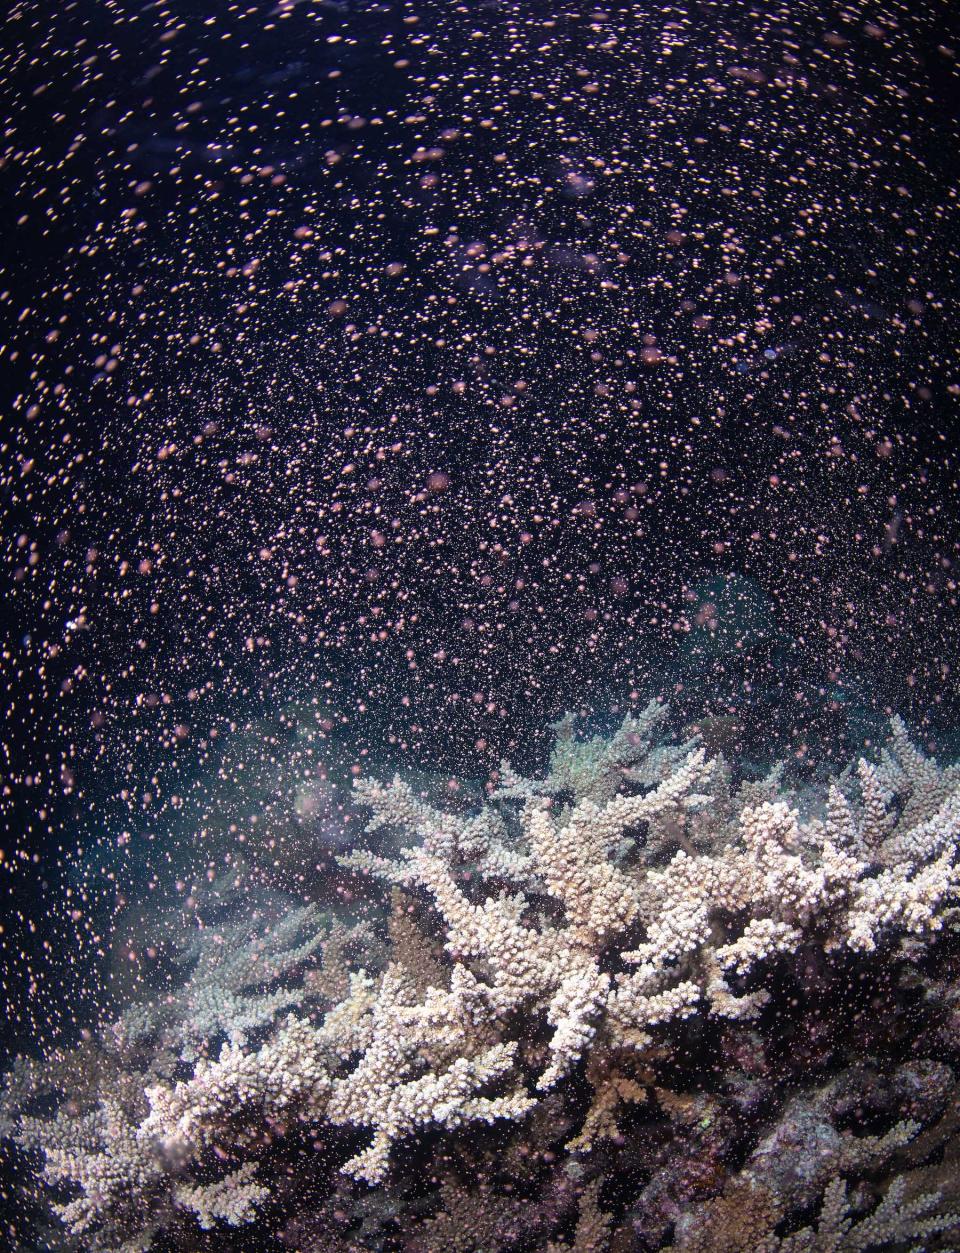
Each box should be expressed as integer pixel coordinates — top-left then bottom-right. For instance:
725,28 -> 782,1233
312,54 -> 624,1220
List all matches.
1,1 -> 960,1249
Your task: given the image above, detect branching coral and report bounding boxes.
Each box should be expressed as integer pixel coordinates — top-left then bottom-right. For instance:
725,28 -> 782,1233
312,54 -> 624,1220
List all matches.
2,702 -> 960,1251
173,1162 -> 271,1230
337,707 -> 960,1163
665,1174 -> 959,1253
776,1175 -> 959,1253
0,909 -> 373,1251
110,901 -> 330,1060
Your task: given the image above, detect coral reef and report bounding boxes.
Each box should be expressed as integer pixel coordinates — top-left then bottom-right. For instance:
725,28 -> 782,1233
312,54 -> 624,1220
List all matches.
2,700 -> 960,1250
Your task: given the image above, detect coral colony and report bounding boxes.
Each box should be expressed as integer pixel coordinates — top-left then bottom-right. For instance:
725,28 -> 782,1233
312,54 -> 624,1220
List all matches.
2,702 -> 959,1250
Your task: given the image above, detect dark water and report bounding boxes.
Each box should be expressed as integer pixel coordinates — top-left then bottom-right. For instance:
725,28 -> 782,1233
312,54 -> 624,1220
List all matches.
1,2 -> 959,1249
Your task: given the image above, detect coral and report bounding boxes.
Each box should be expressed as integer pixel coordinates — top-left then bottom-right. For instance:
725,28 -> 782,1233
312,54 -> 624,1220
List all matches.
0,909 -> 372,1251
324,966 -> 535,1184
663,1179 -> 782,1253
43,1100 -> 165,1241
410,1175 -> 558,1253
565,1051 -> 651,1153
138,1011 -> 334,1155
547,1178 -> 615,1252
174,1162 -> 270,1229
665,1174 -> 959,1253
744,1094 -> 919,1210
111,901 -> 330,1060
775,1175 -> 959,1252
3,702 -> 960,1251
337,708 -> 960,1162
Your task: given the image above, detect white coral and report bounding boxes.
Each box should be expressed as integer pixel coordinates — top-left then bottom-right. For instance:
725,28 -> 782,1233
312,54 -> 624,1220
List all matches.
174,1162 -> 269,1229
335,709 -> 960,1165
325,967 -> 534,1184
5,704 -> 960,1251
